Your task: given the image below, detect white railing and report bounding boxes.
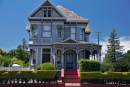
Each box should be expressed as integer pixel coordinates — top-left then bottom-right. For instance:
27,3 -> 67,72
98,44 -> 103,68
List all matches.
0,67 -> 30,71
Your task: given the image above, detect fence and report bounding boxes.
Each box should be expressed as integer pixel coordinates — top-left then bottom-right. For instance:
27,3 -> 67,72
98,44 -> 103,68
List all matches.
0,67 -> 29,71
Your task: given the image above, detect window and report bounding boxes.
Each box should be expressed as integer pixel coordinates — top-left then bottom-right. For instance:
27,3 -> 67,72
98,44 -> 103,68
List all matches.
71,28 -> 75,39
42,49 -> 51,63
80,29 -> 85,41
57,25 -> 62,38
44,10 -> 47,17
48,10 -> 51,17
57,50 -> 61,64
44,10 -> 51,17
43,25 -> 51,37
31,25 -> 38,38
32,49 -> 37,64
79,50 -> 84,60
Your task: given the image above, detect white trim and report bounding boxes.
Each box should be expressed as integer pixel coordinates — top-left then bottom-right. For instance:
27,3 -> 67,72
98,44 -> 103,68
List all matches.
30,23 -> 42,24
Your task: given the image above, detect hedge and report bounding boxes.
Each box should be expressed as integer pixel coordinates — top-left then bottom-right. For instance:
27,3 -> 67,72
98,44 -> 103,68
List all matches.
79,59 -> 100,72
0,70 -> 56,84
80,72 -> 130,84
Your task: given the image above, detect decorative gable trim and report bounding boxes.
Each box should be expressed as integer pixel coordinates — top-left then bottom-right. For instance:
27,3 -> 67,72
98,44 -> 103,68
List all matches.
28,0 -> 65,18
62,38 -> 78,43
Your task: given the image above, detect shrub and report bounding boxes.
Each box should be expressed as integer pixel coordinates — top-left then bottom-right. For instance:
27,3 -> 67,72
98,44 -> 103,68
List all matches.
113,59 -> 129,72
104,72 -> 123,80
80,72 -> 102,80
36,70 -> 56,79
7,70 -> 19,79
20,70 -> 33,78
41,62 -> 55,70
79,59 -> 100,72
0,70 -> 7,74
36,64 -> 42,70
102,63 -> 114,72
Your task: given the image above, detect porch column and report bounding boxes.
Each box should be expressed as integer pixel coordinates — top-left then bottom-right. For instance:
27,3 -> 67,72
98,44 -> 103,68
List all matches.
55,53 -> 57,69
76,45 -> 79,69
62,46 -> 64,69
90,45 -> 93,60
61,54 -> 64,69
77,54 -> 79,69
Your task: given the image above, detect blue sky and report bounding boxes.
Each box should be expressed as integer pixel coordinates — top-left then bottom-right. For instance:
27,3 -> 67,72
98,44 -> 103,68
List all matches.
0,0 -> 130,58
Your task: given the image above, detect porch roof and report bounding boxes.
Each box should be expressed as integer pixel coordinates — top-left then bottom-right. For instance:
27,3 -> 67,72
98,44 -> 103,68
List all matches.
53,41 -> 102,47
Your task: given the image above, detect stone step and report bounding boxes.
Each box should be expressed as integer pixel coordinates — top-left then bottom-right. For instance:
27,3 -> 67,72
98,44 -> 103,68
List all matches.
65,83 -> 80,87
65,78 -> 80,83
65,75 -> 78,79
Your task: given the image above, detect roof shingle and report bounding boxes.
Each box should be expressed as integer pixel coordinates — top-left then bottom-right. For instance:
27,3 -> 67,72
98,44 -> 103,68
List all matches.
56,5 -> 88,22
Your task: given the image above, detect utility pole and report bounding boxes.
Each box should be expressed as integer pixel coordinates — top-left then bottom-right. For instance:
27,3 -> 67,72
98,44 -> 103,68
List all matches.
95,32 -> 102,44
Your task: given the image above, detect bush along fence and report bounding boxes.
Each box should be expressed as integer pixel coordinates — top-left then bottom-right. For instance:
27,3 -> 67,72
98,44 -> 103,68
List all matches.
80,72 -> 130,85
0,70 -> 57,84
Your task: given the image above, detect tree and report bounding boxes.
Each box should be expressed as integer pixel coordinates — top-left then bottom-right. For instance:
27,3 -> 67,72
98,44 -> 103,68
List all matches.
122,50 -> 130,70
7,49 -> 17,58
0,48 -> 7,56
104,29 -> 123,63
22,38 -> 28,50
7,47 -> 29,63
11,58 -> 29,67
102,29 -> 123,72
15,48 -> 29,63
113,59 -> 129,72
17,45 -> 22,49
122,50 -> 130,62
0,56 -> 11,67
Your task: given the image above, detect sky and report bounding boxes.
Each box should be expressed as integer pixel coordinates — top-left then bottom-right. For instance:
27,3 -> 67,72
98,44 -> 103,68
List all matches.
0,0 -> 130,60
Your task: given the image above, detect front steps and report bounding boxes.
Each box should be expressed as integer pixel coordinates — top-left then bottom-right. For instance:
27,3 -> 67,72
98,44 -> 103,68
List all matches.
65,70 -> 80,83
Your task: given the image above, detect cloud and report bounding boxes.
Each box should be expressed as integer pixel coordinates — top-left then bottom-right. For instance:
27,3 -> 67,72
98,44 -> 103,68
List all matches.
97,36 -> 130,62
100,36 -> 130,55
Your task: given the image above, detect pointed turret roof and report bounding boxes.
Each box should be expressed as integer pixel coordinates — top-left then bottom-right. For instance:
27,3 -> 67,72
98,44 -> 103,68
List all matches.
85,23 -> 91,33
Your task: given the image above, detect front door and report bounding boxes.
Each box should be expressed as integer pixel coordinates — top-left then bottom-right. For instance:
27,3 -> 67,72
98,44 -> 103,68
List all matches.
66,54 -> 73,69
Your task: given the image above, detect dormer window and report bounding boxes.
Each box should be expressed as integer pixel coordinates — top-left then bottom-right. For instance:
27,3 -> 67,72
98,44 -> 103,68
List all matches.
44,9 -> 51,17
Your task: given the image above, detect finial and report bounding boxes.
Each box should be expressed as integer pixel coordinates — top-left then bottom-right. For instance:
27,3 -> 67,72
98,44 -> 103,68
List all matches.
59,0 -> 60,5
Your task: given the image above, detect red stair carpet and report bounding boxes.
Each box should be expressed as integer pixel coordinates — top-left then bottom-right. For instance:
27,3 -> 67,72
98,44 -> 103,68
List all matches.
65,70 -> 80,83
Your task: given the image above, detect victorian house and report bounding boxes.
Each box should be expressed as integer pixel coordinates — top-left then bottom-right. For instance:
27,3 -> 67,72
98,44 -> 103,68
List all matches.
26,0 -> 102,70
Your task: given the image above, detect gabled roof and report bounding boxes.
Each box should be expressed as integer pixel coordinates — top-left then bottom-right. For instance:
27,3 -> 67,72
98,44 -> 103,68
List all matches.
62,38 -> 78,43
56,5 -> 89,22
28,0 -> 65,17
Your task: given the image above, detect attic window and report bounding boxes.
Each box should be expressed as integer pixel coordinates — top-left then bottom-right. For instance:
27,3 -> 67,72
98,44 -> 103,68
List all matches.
44,10 -> 51,17
44,10 -> 47,17
48,10 -> 51,17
